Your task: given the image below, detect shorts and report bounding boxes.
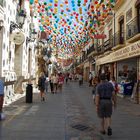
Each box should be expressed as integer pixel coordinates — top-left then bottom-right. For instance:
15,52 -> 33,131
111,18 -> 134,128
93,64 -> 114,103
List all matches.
98,99 -> 112,118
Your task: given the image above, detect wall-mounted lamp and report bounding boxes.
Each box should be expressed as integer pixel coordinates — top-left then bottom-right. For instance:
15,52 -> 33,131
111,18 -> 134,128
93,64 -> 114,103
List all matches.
10,21 -> 19,33
17,9 -> 26,28
26,37 -> 35,43
0,20 -> 4,30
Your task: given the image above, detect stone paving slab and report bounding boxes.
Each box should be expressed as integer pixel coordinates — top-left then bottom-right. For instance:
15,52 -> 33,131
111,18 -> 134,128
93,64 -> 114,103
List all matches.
1,81 -> 140,140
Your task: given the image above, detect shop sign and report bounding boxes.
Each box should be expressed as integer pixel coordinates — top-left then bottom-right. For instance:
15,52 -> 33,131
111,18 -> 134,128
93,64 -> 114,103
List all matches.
39,31 -> 48,39
96,40 -> 140,65
94,34 -> 106,39
13,32 -> 25,45
112,41 -> 140,62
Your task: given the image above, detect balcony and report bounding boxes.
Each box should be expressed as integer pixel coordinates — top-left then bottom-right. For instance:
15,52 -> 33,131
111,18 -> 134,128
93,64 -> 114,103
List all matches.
104,39 -> 113,52
87,45 -> 95,56
126,16 -> 140,43
96,44 -> 104,54
112,31 -> 125,50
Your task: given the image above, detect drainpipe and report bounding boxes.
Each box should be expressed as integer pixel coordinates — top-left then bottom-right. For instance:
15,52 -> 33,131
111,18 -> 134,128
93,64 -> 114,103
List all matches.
114,12 -> 115,47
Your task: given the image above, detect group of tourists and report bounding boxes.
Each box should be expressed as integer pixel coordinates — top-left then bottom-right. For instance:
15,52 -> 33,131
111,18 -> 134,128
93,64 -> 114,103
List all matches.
38,72 -> 65,101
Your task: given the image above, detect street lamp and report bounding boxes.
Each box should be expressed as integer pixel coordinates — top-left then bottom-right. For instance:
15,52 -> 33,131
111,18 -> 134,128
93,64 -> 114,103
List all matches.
16,9 -> 26,29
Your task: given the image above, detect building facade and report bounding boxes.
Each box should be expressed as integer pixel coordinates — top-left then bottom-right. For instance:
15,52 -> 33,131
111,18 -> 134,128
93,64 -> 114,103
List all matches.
0,0 -> 37,105
96,0 -> 140,103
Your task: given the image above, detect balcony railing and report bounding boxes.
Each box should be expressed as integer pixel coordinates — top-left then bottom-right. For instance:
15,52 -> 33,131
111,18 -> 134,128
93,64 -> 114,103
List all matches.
0,0 -> 3,6
96,44 -> 104,54
126,16 -> 140,40
87,45 -> 95,55
113,31 -> 125,46
104,39 -> 113,51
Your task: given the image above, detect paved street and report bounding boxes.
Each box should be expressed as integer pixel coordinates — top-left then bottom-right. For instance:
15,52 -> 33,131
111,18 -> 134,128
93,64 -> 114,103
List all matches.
0,81 -> 140,140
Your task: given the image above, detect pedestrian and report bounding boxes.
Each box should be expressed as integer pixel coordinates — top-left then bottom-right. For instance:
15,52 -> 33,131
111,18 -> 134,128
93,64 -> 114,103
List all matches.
95,73 -> 117,136
0,78 -> 4,120
58,73 -> 64,93
109,76 -> 118,94
38,72 -> 46,101
45,77 -> 49,94
52,73 -> 59,93
65,73 -> 69,84
78,73 -> 83,86
89,72 -> 93,87
49,74 -> 54,93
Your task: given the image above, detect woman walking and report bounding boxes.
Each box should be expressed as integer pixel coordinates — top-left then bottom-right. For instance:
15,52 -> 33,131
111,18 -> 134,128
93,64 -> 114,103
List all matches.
38,72 -> 46,101
58,73 -> 64,93
53,73 -> 59,93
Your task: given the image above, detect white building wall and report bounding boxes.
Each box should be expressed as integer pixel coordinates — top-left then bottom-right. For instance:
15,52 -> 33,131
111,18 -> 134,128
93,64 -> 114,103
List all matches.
1,0 -> 37,106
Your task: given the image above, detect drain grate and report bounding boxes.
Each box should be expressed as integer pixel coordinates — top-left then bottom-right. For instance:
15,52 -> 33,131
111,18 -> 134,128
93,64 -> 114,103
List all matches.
71,124 -> 90,131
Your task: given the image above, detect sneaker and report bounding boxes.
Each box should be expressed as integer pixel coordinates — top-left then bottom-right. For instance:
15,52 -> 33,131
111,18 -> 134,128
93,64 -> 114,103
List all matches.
107,127 -> 112,136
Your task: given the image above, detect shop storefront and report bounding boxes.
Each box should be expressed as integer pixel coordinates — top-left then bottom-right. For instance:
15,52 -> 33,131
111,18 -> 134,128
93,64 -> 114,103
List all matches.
96,40 -> 140,103
117,58 -> 137,96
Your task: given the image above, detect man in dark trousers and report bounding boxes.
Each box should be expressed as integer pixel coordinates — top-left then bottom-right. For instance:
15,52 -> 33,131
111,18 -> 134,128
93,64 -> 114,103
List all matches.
95,73 -> 117,136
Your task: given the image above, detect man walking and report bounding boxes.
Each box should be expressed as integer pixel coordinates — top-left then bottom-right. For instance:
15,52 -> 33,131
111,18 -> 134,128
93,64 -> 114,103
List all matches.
95,73 -> 116,136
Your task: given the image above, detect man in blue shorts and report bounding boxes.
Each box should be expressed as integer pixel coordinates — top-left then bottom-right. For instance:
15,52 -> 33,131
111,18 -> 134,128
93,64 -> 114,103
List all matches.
95,73 -> 117,136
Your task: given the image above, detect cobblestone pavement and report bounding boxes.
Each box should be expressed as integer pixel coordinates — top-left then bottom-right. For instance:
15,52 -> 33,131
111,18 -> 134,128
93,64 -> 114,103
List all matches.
0,81 -> 140,140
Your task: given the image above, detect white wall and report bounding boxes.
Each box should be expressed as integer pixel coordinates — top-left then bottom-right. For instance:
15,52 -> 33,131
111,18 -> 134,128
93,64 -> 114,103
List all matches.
1,0 -> 36,105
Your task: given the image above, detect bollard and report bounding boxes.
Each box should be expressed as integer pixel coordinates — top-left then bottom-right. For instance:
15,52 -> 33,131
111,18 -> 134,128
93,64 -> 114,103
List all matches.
26,84 -> 33,103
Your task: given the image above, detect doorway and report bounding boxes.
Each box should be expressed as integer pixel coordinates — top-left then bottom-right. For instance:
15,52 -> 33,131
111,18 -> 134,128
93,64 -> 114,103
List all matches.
119,17 -> 124,44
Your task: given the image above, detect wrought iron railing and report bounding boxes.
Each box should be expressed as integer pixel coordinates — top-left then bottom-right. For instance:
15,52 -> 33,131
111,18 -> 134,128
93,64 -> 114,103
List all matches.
0,0 -> 3,6
126,16 -> 140,40
87,44 -> 95,56
96,44 -> 104,54
103,38 -> 113,51
113,31 -> 125,46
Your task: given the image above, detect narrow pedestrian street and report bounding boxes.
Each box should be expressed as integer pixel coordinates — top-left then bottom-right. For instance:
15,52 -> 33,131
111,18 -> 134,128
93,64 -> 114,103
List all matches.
1,81 -> 140,140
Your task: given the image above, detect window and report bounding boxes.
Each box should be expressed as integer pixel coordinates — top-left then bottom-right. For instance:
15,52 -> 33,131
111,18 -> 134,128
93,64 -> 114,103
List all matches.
126,8 -> 132,22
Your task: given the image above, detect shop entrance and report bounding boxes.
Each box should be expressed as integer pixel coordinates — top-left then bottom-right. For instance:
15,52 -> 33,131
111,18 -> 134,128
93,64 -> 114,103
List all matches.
117,58 -> 137,96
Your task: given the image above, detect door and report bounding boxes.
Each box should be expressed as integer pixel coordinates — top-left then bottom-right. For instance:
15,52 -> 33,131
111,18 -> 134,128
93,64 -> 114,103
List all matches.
119,18 -> 124,44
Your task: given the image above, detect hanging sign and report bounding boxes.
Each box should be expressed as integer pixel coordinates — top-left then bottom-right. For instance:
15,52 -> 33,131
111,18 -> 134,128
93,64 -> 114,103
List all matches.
13,32 -> 25,45
94,34 -> 107,39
